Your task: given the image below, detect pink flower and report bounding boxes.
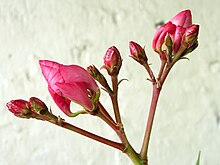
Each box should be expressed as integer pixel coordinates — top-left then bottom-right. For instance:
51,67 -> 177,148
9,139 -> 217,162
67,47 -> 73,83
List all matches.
6,100 -> 31,118
152,10 -> 199,59
39,60 -> 100,116
102,46 -> 122,76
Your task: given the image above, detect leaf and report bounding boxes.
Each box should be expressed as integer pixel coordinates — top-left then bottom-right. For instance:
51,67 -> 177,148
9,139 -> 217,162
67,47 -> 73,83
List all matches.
196,151 -> 201,165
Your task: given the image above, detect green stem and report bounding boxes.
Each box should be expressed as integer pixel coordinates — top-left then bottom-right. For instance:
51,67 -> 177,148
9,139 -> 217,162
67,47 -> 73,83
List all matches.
69,110 -> 87,117
125,141 -> 144,165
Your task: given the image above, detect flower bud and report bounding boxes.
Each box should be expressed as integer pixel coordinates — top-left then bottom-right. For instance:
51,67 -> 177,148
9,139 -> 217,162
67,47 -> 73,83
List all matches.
29,97 -> 48,115
102,46 -> 122,76
162,33 -> 173,61
181,41 -> 198,57
152,22 -> 176,60
6,100 -> 31,118
164,33 -> 173,48
183,24 -> 199,48
87,65 -> 112,93
129,41 -> 148,65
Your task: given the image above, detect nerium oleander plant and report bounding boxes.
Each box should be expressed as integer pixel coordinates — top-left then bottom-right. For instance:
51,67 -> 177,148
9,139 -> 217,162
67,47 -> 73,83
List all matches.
6,10 -> 200,165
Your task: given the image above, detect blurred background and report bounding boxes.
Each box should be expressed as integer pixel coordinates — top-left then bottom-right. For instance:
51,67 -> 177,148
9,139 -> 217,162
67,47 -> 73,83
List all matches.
0,0 -> 219,164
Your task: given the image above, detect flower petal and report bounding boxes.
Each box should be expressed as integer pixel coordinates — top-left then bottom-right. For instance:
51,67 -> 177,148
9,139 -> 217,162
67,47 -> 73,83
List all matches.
170,10 -> 192,28
152,24 -> 165,51
39,60 -> 64,88
173,26 -> 186,54
59,64 -> 99,93
155,22 -> 176,52
48,87 -> 72,116
55,82 -> 93,111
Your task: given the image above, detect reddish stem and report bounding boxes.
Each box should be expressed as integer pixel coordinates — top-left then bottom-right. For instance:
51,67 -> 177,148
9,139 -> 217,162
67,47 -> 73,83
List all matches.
97,101 -> 116,125
96,107 -> 119,132
140,60 -> 174,164
37,113 -> 125,151
110,76 -> 123,125
140,85 -> 161,161
143,64 -> 156,83
56,121 -> 125,151
157,60 -> 166,80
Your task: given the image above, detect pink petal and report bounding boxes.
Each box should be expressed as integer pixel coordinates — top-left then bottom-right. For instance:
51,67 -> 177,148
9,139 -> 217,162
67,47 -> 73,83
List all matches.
152,24 -> 166,51
173,26 -> 186,54
48,87 -> 72,116
155,22 -> 176,52
40,60 -> 100,113
39,60 -> 64,88
59,64 -> 99,92
170,10 -> 192,28
55,82 -> 93,111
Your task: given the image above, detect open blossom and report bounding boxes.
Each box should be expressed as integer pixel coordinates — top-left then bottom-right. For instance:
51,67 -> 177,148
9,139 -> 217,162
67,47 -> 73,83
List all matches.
152,10 -> 199,59
39,60 -> 100,116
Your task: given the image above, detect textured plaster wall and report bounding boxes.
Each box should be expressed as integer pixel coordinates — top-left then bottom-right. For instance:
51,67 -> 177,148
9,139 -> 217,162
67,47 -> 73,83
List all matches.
0,0 -> 219,165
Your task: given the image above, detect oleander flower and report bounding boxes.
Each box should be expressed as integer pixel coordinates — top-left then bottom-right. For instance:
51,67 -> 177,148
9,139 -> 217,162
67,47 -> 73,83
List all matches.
39,60 -> 100,116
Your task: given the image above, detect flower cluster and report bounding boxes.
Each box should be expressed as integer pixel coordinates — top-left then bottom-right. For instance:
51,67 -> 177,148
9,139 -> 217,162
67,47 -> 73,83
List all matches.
152,10 -> 199,61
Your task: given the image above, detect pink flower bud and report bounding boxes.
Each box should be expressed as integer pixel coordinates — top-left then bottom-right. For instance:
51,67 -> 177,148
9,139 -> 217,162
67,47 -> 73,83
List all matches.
102,46 -> 122,76
152,22 -> 176,59
39,60 -> 100,116
170,10 -> 192,28
129,41 -> 148,65
6,100 -> 31,118
183,24 -> 199,48
29,97 -> 48,114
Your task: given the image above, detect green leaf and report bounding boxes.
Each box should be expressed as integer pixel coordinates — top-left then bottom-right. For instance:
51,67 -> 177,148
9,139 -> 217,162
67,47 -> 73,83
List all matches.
196,151 -> 201,165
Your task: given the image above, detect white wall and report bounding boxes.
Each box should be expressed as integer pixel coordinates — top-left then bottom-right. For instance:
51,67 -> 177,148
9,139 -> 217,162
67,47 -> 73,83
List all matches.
0,0 -> 219,165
